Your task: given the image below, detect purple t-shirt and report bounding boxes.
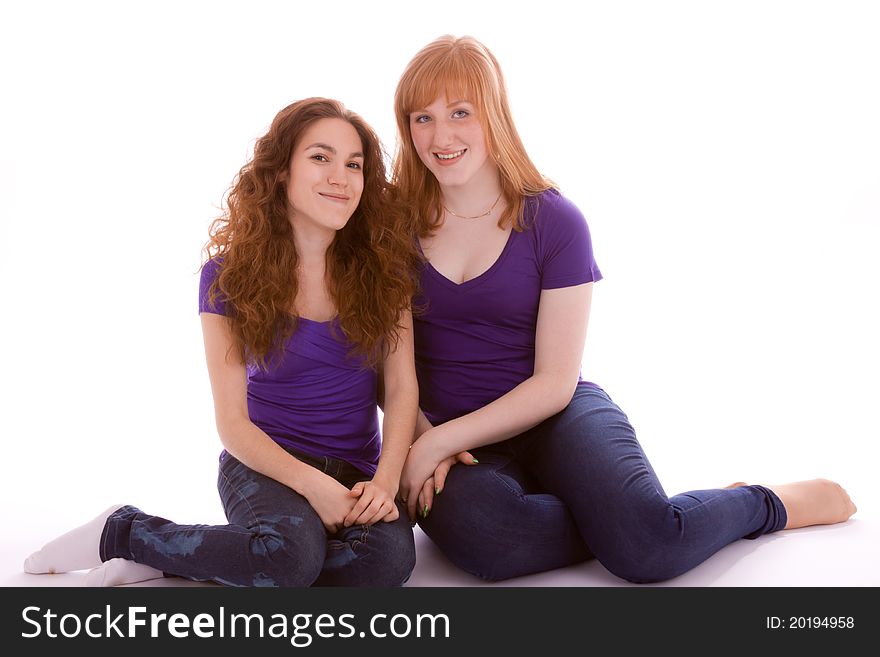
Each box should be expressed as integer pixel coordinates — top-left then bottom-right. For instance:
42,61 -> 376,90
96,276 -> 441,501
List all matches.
199,258 -> 380,475
414,190 -> 603,425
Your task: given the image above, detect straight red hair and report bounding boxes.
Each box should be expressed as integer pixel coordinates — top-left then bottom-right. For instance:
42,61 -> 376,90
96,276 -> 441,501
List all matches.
392,35 -> 555,235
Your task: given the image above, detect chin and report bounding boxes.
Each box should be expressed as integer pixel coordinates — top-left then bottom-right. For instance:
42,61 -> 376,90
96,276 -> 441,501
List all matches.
434,171 -> 472,187
329,216 -> 352,231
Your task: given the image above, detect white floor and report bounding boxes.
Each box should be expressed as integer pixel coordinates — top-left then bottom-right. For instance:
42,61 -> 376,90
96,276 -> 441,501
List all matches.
3,514 -> 877,588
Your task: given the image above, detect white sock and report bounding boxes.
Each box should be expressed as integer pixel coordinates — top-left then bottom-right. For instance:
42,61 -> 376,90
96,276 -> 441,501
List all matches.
84,558 -> 165,587
23,504 -> 125,574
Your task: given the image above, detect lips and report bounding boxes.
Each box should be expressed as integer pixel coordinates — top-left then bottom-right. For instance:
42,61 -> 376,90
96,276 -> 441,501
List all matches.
433,148 -> 466,165
319,192 -> 350,202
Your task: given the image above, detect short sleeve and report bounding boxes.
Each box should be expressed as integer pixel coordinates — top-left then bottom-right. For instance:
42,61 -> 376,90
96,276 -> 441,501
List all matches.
536,192 -> 603,290
199,257 -> 228,315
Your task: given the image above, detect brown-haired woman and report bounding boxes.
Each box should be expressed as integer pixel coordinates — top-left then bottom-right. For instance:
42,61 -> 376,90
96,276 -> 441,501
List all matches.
24,98 -> 420,587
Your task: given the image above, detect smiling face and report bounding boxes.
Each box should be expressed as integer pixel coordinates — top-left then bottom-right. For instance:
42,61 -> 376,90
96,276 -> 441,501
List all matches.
285,117 -> 365,236
409,94 -> 496,190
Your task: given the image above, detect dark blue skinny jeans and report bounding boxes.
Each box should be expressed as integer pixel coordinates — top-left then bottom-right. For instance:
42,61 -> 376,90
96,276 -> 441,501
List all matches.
100,449 -> 415,587
418,384 -> 787,583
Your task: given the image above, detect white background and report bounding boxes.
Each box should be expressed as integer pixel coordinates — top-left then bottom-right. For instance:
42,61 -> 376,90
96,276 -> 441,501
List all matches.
1,1 -> 878,583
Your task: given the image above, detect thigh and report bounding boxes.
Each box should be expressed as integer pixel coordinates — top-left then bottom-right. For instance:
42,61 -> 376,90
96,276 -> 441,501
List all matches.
217,453 -> 327,554
419,445 -> 590,581
522,386 -> 671,547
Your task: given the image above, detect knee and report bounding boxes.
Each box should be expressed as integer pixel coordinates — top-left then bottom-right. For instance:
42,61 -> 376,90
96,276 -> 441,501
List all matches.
449,544 -> 560,582
419,519 -> 529,582
460,552 -> 523,582
600,545 -> 685,584
249,522 -> 325,588
322,513 -> 417,587
366,526 -> 417,587
372,550 -> 416,587
261,548 -> 324,588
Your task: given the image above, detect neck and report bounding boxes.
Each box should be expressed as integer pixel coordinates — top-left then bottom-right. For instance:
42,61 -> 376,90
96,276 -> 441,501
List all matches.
290,223 -> 335,272
439,165 -> 503,219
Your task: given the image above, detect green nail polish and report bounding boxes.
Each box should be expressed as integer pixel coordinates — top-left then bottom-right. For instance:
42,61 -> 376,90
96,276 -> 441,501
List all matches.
435,486 -> 441,495
422,504 -> 429,517
472,459 -> 479,464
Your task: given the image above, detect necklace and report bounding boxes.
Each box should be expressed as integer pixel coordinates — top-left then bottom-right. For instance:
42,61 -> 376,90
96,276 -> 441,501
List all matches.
443,192 -> 503,219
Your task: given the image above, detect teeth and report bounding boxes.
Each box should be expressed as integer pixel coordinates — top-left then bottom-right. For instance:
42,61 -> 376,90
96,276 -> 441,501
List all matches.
436,150 -> 465,160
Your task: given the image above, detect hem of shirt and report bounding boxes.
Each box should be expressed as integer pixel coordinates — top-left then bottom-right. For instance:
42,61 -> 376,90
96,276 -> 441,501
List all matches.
541,271 -> 603,290
272,437 -> 379,478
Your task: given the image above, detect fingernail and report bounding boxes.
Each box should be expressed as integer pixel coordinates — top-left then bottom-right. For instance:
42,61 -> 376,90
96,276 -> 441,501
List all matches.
435,486 -> 441,495
422,504 -> 429,518
472,459 -> 479,464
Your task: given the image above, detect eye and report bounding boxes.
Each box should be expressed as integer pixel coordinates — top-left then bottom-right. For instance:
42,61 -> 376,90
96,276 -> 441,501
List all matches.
452,109 -> 469,119
311,153 -> 329,162
412,114 -> 431,124
347,161 -> 362,170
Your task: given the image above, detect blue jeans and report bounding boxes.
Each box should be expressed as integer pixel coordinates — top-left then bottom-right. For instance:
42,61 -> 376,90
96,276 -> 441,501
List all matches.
100,449 -> 415,587
418,384 -> 787,583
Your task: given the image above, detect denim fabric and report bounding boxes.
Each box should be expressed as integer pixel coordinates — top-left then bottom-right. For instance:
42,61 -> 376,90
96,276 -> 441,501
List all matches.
100,449 -> 415,587
418,385 -> 787,583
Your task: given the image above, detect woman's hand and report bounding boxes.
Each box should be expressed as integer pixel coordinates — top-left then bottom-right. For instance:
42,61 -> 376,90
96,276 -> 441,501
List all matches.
344,476 -> 400,527
301,471 -> 359,533
432,451 -> 477,495
413,451 -> 476,521
400,427 -> 476,521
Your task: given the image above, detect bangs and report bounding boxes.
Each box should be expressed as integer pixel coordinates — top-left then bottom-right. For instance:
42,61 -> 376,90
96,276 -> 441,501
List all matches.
398,51 -> 488,116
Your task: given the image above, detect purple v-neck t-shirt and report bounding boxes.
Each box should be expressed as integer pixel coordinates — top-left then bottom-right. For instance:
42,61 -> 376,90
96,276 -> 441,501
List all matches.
413,190 -> 603,425
199,258 -> 381,475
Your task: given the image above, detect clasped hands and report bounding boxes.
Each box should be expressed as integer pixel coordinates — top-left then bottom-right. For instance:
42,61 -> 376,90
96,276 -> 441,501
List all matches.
307,427 -> 476,532
306,472 -> 399,533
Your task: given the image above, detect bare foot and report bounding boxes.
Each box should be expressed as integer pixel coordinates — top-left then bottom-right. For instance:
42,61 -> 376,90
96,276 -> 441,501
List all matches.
724,482 -> 748,489
768,479 -> 857,530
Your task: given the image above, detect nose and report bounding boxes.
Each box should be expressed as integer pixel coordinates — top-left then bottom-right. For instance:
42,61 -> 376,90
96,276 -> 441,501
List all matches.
432,118 -> 455,149
327,162 -> 347,187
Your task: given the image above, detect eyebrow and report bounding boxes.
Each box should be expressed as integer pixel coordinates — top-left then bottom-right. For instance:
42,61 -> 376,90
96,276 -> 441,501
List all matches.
410,100 -> 471,114
305,143 -> 364,158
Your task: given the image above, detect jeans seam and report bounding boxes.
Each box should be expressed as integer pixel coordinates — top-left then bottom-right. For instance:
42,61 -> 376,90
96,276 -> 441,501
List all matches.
355,523 -> 370,549
219,464 -> 263,536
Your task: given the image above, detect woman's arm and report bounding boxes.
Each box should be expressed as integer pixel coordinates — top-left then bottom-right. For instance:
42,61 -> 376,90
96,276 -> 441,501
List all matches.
344,310 -> 419,526
378,362 -> 431,442
201,313 -> 356,531
400,283 -> 592,512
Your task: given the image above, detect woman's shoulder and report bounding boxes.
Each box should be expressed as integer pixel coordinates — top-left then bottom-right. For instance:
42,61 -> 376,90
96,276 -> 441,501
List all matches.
201,254 -> 224,276
199,254 -> 225,288
525,188 -> 587,231
199,255 -> 227,314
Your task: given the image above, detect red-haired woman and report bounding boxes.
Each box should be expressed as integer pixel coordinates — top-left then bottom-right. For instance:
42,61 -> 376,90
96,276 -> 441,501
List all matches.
25,98 -> 420,587
393,36 -> 856,583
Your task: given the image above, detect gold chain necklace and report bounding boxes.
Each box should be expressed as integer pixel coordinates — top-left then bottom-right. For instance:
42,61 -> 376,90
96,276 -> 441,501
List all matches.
443,192 -> 503,219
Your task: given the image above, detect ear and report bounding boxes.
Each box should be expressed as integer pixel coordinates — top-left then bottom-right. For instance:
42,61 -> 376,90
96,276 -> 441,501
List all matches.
277,154 -> 292,185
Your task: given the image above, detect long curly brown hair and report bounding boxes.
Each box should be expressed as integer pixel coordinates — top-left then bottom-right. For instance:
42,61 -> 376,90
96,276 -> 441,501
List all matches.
204,98 -> 419,369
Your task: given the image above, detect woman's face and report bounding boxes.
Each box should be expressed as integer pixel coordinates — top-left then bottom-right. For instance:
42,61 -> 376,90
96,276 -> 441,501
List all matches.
285,118 -> 365,235
409,94 -> 494,189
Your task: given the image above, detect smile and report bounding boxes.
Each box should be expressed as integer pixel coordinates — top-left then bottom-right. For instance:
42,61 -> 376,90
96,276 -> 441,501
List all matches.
434,149 -> 466,161
319,193 -> 350,202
